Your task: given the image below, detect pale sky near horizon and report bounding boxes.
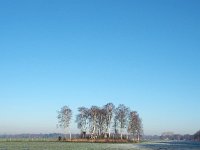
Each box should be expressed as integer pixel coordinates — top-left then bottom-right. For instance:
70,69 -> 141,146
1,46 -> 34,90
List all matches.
0,0 -> 200,135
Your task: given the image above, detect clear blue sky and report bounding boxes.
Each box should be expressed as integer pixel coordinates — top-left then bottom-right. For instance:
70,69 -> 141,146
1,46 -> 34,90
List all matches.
0,0 -> 200,135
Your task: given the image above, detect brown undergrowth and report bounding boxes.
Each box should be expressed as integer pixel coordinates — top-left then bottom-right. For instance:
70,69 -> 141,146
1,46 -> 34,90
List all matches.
63,138 -> 136,143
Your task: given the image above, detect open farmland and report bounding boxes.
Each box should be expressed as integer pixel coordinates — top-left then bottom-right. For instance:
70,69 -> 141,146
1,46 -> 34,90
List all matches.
0,142 -> 138,150
0,141 -> 200,150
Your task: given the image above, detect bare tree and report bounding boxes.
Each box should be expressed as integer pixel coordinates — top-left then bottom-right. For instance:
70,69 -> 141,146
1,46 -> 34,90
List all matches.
128,111 -> 137,140
76,107 -> 89,138
115,104 -> 129,139
88,106 -> 99,138
96,108 -> 107,137
113,117 -> 118,136
128,111 -> 143,142
104,103 -> 115,138
57,106 -> 72,139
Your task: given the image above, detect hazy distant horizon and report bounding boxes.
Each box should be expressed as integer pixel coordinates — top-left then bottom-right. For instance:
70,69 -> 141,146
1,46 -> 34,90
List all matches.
0,130 -> 197,137
0,0 -> 200,136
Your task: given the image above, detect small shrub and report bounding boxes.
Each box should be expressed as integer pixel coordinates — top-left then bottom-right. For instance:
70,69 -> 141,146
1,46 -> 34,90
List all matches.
58,136 -> 62,141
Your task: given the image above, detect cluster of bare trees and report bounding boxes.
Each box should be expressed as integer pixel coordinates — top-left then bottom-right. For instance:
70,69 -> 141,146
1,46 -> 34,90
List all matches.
75,103 -> 115,139
57,103 -> 143,141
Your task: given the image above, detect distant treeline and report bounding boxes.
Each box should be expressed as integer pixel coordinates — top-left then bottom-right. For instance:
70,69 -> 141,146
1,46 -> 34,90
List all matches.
57,103 -> 143,141
0,133 -> 85,139
152,130 -> 200,141
1,131 -> 200,142
194,130 -> 200,141
0,133 -> 63,139
160,134 -> 193,141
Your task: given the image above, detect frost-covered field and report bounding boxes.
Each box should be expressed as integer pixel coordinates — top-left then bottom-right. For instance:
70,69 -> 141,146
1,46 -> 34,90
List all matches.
0,141 -> 200,150
139,141 -> 200,150
0,142 -> 138,150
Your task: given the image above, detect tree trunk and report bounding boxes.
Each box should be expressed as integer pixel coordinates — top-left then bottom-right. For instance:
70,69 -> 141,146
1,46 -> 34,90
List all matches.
120,128 -> 123,140
108,128 -> 110,138
137,134 -> 140,142
70,132 -> 71,140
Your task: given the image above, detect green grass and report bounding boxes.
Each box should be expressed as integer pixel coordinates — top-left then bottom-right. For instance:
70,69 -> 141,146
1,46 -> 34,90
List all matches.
0,141 -> 139,150
2,141 -> 200,150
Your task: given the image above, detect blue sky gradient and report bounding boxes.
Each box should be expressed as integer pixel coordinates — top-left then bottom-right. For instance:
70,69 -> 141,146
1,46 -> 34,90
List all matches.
0,0 -> 200,135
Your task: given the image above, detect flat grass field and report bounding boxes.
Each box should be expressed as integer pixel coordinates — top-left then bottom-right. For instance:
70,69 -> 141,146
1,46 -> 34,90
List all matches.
0,141 -> 200,150
0,142 -> 139,150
